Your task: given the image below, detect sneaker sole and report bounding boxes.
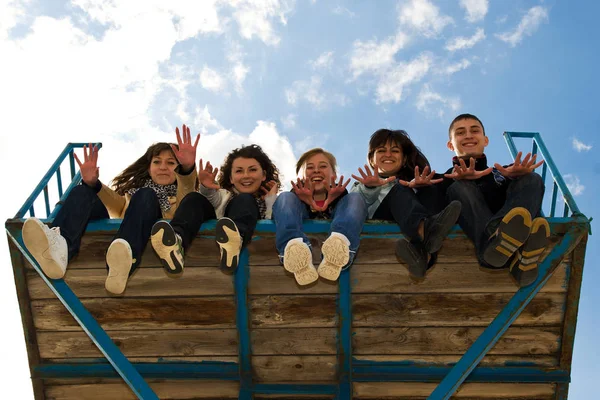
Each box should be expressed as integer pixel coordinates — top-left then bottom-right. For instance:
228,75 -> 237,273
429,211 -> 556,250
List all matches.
23,219 -> 65,279
216,218 -> 242,270
396,239 -> 427,280
318,236 -> 350,281
424,200 -> 462,254
483,207 -> 532,268
509,217 -> 549,287
105,240 -> 132,295
151,221 -> 183,274
283,241 -> 318,286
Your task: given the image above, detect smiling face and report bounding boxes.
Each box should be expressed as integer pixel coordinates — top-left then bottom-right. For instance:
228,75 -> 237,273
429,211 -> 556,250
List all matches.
148,150 -> 178,185
230,157 -> 266,194
370,140 -> 404,177
448,118 -> 489,158
301,152 -> 336,195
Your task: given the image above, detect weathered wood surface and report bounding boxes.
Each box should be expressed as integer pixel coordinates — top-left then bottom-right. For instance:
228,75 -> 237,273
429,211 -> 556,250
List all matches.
251,295 -> 338,328
352,354 -> 559,366
352,382 -> 555,398
253,355 -> 337,381
353,326 -> 560,355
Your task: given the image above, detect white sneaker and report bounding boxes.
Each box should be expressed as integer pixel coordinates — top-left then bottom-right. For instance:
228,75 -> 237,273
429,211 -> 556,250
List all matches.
105,239 -> 133,295
22,218 -> 68,279
283,238 -> 318,286
318,232 -> 350,281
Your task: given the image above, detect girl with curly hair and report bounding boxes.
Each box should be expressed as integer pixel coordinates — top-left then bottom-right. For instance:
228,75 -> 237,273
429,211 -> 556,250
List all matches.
22,125 -> 214,294
198,144 -> 281,271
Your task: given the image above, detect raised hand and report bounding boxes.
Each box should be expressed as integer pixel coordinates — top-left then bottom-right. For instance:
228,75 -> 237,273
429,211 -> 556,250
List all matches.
444,157 -> 493,180
261,180 -> 278,199
197,159 -> 220,190
171,124 -> 200,171
399,166 -> 443,188
291,178 -> 315,207
314,175 -> 351,212
494,152 -> 544,178
74,143 -> 100,187
351,164 -> 396,187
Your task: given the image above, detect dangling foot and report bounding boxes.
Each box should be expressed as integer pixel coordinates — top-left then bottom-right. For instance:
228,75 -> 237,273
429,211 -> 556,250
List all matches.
423,200 -> 462,254
483,207 -> 532,268
105,239 -> 133,295
151,220 -> 184,274
22,217 -> 68,279
318,232 -> 350,282
395,239 -> 428,280
215,217 -> 242,271
509,217 -> 550,287
283,238 -> 318,285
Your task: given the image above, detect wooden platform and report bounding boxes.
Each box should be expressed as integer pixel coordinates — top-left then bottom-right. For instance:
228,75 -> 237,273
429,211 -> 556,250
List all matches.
6,219 -> 587,399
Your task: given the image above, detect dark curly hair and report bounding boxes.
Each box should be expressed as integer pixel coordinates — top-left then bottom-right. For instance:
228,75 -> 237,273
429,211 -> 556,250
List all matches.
217,144 -> 282,193
111,142 -> 178,195
368,129 -> 430,182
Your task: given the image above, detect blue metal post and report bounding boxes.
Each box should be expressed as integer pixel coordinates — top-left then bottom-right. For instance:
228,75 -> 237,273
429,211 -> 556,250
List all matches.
235,249 -> 253,399
336,268 -> 352,399
7,231 -> 159,400
427,223 -> 586,400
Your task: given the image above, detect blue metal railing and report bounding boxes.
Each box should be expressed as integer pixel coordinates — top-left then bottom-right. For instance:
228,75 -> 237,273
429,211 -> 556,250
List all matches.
14,143 -> 102,219
504,132 -> 581,218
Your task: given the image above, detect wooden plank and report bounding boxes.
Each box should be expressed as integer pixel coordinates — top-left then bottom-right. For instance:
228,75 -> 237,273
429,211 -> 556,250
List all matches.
352,354 -> 559,367
353,382 -> 555,398
250,295 -> 337,328
351,261 -> 569,294
252,328 -> 337,355
37,330 -> 239,359
253,355 -> 337,382
250,266 -> 338,295
353,326 -> 560,356
352,293 -> 566,327
27,267 -> 234,299
44,380 -> 239,399
32,298 -> 236,331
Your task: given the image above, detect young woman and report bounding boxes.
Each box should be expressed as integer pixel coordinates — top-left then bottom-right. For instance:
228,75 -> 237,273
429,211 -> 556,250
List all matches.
198,144 -> 281,271
350,129 -> 461,279
22,125 -> 205,294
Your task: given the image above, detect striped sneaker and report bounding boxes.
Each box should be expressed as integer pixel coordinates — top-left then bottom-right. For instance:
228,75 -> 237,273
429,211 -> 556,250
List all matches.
216,217 -> 242,271
22,218 -> 68,279
318,232 -> 350,282
509,217 -> 550,287
105,239 -> 133,295
283,238 -> 318,285
483,207 -> 532,268
151,220 -> 184,274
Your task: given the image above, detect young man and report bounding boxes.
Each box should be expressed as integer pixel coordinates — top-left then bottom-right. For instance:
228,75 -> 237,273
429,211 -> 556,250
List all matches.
272,148 -> 367,285
444,114 -> 549,287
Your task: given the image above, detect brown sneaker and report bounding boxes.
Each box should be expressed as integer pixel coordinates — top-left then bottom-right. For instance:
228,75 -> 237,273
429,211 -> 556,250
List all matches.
483,207 -> 532,268
509,217 -> 550,287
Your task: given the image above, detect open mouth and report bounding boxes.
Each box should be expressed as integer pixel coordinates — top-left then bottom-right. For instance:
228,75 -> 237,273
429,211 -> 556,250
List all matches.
311,176 -> 324,183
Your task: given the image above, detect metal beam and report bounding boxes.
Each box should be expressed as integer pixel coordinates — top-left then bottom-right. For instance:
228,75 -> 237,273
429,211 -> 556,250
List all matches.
235,249 -> 253,399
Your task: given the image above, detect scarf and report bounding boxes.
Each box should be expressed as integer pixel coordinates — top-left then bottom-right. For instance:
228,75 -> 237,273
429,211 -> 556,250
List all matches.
128,179 -> 177,212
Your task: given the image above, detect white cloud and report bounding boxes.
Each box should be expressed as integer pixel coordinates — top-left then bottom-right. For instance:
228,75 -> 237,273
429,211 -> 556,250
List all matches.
227,0 -> 295,46
563,174 -> 584,196
572,138 -> 592,152
281,113 -> 297,129
200,66 -> 226,92
416,84 -> 461,117
310,51 -> 334,70
496,6 -> 549,47
349,32 -> 408,79
375,53 -> 432,103
398,0 -> 453,38
440,58 -> 472,75
445,28 -> 485,52
285,76 -> 348,108
332,6 -> 355,18
231,62 -> 250,93
460,0 -> 488,23
193,105 -> 223,133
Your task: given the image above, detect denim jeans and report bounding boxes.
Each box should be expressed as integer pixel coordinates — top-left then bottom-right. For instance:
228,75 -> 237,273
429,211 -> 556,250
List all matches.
225,193 -> 260,247
272,192 -> 368,267
446,173 -> 544,268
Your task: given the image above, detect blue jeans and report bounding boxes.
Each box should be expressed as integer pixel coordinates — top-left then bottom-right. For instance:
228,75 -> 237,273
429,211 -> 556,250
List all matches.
272,192 -> 367,267
446,173 -> 544,268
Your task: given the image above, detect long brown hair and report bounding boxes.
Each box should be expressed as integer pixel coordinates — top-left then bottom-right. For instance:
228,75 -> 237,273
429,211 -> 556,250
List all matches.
217,144 -> 282,193
368,129 -> 430,182
111,143 -> 178,195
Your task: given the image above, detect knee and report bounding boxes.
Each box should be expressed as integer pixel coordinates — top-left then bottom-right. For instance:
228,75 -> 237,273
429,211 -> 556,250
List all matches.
344,193 -> 367,214
447,180 -> 478,200
274,192 -> 300,211
68,184 -> 95,201
129,187 -> 159,208
516,172 -> 544,190
182,192 -> 209,207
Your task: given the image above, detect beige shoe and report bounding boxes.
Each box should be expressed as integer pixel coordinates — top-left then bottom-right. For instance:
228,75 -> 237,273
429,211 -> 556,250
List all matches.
22,218 -> 68,279
105,239 -> 133,295
318,232 -> 350,281
283,238 -> 318,285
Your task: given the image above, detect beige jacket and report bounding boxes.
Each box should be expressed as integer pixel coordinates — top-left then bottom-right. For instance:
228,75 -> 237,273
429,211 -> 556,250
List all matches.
97,170 -> 198,219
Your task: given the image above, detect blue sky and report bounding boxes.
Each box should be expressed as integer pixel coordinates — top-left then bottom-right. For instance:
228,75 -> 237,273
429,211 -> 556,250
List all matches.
1,0 -> 598,398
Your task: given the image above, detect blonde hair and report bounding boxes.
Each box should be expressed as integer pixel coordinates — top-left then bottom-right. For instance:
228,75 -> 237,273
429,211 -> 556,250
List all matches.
295,148 -> 337,175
